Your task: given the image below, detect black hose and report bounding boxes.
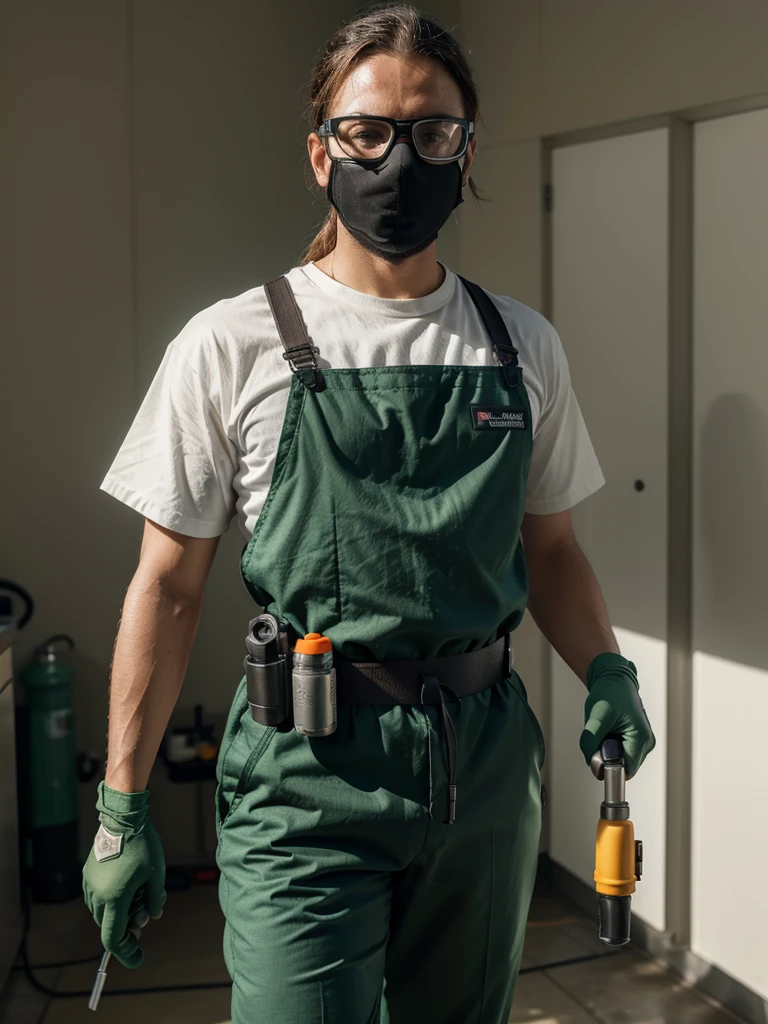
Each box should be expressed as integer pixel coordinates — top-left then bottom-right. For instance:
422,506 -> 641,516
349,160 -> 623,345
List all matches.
518,950 -> 621,974
17,881 -> 232,1000
0,579 -> 35,629
12,952 -> 102,970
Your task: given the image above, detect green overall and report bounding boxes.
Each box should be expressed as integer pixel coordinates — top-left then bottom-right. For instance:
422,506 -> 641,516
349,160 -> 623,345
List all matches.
215,275 -> 546,1024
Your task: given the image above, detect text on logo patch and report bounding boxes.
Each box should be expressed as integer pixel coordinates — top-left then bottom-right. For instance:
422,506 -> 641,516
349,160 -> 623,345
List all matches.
470,405 -> 527,430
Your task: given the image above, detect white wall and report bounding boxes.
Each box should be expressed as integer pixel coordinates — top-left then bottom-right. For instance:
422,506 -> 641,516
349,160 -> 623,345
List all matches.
459,0 -> 768,147
548,129 -> 670,933
454,12 -> 768,1003
691,106 -> 768,1001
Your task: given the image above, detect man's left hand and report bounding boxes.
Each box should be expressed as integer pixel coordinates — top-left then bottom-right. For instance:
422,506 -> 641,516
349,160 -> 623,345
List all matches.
579,653 -> 656,780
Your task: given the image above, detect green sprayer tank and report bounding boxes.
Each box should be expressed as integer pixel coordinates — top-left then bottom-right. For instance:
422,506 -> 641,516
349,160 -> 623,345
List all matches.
20,634 -> 80,901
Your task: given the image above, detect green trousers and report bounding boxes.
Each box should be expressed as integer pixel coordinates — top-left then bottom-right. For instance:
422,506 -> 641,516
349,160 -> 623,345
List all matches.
215,669 -> 545,1024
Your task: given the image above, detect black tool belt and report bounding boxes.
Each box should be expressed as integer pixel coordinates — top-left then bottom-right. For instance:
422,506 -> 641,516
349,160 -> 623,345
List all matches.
335,634 -> 514,827
334,633 -> 513,705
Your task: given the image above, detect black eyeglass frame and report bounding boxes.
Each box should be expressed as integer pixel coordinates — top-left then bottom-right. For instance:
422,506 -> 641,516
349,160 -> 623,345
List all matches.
316,115 -> 475,167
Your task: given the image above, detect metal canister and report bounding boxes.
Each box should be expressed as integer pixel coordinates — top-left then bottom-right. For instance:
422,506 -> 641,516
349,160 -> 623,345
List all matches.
291,633 -> 336,737
244,614 -> 290,725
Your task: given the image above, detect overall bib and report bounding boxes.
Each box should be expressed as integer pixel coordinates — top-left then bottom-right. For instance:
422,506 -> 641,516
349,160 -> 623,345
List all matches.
215,274 -> 546,1024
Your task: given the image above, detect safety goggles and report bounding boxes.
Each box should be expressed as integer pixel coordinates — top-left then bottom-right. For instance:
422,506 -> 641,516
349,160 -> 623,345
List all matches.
316,115 -> 474,166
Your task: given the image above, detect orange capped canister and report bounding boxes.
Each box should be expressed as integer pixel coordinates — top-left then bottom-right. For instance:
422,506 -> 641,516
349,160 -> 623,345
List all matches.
292,633 -> 336,737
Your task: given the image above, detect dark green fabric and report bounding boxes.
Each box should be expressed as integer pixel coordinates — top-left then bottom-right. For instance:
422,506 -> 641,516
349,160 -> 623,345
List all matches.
580,653 -> 656,780
240,366 -> 533,660
217,358 -> 540,1022
216,670 -> 544,1024
82,784 -> 167,969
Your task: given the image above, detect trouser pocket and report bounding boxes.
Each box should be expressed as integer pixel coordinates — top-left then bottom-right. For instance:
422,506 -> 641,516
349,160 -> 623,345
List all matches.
506,670 -> 546,770
215,677 -> 277,836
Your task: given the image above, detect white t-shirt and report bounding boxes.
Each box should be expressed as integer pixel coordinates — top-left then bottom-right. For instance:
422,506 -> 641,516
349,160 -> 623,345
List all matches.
101,261 -> 605,541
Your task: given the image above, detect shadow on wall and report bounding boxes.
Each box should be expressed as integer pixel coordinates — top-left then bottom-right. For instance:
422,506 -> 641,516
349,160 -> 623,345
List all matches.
698,392 -> 768,674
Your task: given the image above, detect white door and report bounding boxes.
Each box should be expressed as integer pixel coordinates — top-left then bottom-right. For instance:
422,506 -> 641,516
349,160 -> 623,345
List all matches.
692,105 -> 768,1000
550,129 -> 669,933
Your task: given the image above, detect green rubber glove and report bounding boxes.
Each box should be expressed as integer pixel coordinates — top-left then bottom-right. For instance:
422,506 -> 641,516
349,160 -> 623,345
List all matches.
579,653 -> 656,780
81,780 -> 167,969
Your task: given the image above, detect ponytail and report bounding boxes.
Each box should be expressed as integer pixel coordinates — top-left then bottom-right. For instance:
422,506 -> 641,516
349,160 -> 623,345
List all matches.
300,209 -> 338,266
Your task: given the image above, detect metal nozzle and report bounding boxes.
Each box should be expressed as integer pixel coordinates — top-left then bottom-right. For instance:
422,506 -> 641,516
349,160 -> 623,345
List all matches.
88,951 -> 111,1011
592,736 -> 629,819
251,614 -> 279,645
603,764 -> 626,805
597,894 -> 632,946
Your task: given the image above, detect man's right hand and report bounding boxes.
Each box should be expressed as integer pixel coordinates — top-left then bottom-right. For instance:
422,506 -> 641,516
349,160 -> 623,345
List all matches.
82,781 -> 167,969
85,521 -> 218,967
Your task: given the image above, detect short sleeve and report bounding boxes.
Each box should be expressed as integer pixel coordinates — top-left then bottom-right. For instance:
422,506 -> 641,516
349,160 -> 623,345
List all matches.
100,327 -> 238,538
524,324 -> 605,515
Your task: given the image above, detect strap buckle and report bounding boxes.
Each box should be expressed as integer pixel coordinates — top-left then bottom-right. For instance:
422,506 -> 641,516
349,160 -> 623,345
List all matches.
264,276 -> 327,392
495,346 -> 521,388
456,275 -> 521,390
281,345 -> 326,392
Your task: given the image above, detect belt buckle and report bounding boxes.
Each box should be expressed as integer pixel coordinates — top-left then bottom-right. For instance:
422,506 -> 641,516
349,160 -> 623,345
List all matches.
504,634 -> 514,676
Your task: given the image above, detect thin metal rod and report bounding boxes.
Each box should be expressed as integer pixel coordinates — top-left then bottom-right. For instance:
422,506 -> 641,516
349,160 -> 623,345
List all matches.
88,951 -> 111,1011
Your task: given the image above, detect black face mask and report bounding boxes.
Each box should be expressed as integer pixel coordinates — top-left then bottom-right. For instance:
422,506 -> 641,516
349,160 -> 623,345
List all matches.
326,142 -> 464,259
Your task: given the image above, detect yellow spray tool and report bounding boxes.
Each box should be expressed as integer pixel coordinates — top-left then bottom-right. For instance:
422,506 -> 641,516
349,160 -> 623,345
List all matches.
590,735 -> 643,945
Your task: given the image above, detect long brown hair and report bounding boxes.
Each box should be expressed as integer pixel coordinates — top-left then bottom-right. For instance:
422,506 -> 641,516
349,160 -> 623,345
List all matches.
300,3 -> 484,265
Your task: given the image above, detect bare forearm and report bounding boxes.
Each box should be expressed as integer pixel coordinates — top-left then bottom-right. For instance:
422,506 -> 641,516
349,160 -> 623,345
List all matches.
525,539 -> 619,684
105,569 -> 202,792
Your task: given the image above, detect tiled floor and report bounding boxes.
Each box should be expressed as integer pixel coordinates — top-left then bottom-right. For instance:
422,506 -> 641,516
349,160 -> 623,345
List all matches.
0,879 -> 746,1024
512,891 -> 745,1024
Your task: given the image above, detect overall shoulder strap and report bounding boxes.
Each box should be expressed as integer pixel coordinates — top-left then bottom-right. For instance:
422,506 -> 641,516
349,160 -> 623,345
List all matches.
457,275 -> 520,388
263,275 -> 326,392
